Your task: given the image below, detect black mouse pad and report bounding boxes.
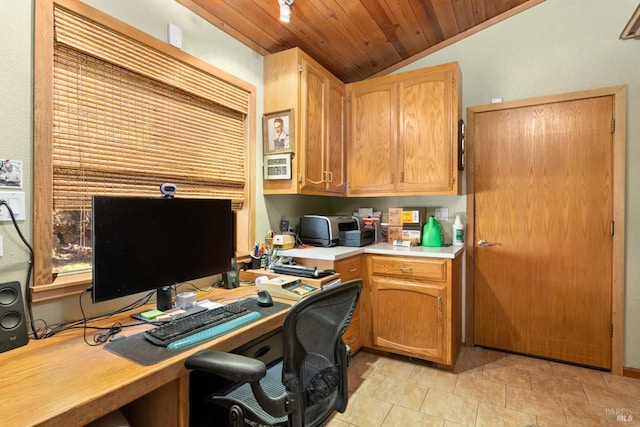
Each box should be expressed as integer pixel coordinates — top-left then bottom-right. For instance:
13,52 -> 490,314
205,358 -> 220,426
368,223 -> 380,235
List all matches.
104,298 -> 291,366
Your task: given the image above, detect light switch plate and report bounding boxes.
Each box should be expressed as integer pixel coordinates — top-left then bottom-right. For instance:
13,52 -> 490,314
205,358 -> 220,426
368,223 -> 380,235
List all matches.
434,207 -> 449,221
0,192 -> 26,221
167,22 -> 183,48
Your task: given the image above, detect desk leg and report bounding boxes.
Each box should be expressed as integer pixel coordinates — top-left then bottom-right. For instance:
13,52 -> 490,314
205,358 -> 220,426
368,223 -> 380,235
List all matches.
177,374 -> 190,426
121,375 -> 188,427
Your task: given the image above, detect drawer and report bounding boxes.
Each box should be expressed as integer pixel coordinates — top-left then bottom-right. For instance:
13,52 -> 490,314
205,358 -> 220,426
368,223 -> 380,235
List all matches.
342,317 -> 361,353
369,255 -> 448,282
335,256 -> 362,282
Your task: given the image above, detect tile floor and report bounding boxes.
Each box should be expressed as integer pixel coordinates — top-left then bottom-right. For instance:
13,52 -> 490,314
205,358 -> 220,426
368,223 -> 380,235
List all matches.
326,347 -> 640,427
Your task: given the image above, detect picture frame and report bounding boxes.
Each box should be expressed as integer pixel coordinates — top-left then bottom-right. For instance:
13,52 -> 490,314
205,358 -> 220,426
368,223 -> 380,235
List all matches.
263,153 -> 292,180
0,159 -> 23,188
263,109 -> 294,154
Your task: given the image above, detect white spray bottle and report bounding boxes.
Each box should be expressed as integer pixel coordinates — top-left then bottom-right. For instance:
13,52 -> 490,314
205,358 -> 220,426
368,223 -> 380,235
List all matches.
452,214 -> 464,246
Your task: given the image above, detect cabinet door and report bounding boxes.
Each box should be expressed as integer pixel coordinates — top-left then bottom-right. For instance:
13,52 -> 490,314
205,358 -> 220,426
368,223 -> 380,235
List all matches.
325,79 -> 346,193
347,81 -> 396,194
371,276 -> 447,363
263,49 -> 301,195
299,61 -> 326,192
398,68 -> 455,192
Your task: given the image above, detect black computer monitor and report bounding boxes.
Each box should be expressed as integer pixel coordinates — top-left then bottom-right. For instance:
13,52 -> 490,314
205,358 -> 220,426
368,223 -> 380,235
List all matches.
91,196 -> 233,310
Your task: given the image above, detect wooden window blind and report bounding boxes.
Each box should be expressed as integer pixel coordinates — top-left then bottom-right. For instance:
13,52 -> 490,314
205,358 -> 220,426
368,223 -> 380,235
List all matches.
31,0 -> 256,300
53,6 -> 248,209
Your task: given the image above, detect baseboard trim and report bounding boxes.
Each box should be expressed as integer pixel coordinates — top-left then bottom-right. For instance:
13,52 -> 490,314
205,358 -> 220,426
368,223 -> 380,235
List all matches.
623,366 -> 640,379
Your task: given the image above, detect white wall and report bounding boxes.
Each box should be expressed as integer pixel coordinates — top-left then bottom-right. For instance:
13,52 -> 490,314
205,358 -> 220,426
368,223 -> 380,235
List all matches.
0,1 -> 33,286
394,0 -> 640,368
2,0 -> 639,369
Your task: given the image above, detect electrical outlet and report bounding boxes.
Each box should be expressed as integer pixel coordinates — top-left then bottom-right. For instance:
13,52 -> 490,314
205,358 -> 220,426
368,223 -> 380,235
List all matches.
0,192 -> 26,221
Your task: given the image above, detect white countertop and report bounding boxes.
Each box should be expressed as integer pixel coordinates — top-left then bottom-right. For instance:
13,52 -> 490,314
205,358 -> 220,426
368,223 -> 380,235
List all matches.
278,242 -> 464,261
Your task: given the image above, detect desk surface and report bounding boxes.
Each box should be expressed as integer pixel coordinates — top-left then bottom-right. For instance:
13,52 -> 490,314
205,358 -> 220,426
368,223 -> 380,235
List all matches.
0,286 -> 291,427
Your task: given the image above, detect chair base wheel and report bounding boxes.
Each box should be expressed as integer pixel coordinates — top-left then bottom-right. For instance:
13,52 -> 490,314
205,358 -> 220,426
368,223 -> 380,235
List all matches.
230,405 -> 244,427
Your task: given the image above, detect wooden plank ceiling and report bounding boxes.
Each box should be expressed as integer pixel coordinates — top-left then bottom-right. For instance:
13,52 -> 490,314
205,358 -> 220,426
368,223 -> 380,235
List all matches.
177,0 -> 543,83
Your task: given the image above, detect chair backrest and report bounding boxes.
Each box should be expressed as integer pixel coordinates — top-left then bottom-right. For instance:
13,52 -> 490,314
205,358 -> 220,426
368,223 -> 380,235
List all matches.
280,279 -> 361,427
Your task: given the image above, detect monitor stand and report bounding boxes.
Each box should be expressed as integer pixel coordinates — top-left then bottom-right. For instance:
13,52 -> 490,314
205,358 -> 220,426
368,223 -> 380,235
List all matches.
156,286 -> 173,311
130,286 -> 175,322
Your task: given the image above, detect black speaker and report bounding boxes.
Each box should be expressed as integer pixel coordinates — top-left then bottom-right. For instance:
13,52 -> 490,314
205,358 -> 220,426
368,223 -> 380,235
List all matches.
0,281 -> 29,353
222,257 -> 239,289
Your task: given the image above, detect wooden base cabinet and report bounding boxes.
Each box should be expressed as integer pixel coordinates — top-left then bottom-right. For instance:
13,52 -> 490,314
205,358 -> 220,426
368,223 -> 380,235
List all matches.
364,255 -> 462,367
294,255 -> 363,353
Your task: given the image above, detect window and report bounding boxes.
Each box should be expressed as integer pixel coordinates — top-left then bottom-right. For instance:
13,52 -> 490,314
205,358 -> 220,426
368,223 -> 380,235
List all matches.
34,0 -> 256,301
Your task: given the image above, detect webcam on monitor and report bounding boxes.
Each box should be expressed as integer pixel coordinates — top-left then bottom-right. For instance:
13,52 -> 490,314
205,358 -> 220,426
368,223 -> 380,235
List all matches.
160,183 -> 177,198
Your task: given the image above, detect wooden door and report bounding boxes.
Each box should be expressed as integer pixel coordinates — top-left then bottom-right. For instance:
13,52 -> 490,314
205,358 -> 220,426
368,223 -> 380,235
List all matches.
473,95 -> 614,369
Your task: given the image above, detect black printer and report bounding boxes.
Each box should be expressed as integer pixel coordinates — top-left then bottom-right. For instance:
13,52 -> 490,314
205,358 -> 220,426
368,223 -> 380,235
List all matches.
299,215 -> 375,247
299,215 -> 357,247
339,217 -> 376,247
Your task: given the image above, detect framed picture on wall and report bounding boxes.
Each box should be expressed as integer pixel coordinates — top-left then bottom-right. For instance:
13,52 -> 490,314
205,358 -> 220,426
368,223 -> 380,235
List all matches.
0,159 -> 23,188
263,109 -> 294,155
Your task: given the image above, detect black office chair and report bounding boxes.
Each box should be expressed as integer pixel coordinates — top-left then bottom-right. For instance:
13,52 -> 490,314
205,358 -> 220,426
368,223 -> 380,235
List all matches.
184,279 -> 362,427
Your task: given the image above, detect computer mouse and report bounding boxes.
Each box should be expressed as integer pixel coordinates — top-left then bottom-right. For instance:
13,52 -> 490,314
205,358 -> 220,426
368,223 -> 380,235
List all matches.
257,290 -> 274,307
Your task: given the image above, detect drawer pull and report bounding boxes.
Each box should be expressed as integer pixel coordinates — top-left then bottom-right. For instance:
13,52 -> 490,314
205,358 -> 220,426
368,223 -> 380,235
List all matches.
399,267 -> 412,273
348,268 -> 358,273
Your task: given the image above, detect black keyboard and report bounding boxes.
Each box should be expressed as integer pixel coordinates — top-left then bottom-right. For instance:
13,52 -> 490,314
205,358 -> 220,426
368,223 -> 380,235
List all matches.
144,303 -> 257,347
271,264 -> 336,278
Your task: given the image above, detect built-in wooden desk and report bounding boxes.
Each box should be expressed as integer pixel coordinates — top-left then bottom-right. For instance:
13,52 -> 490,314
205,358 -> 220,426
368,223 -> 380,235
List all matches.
0,286 -> 292,427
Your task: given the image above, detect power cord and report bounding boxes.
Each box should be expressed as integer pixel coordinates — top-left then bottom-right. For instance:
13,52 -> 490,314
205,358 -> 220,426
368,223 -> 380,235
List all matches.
36,288 -> 153,341
87,322 -> 123,345
0,200 -> 37,338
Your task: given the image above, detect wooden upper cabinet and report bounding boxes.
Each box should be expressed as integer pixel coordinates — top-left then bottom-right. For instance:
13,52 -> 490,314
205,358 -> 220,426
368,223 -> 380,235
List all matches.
263,48 -> 346,195
346,62 -> 461,196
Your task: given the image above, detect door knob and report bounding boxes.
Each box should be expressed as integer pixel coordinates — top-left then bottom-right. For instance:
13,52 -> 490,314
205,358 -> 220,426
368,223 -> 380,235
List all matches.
477,239 -> 496,247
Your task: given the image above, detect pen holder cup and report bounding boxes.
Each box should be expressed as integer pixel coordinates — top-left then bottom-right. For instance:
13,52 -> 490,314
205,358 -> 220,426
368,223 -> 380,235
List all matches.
250,256 -> 261,269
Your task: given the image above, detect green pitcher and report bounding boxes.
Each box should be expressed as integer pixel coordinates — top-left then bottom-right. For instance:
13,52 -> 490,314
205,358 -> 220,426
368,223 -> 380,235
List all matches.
422,216 -> 443,247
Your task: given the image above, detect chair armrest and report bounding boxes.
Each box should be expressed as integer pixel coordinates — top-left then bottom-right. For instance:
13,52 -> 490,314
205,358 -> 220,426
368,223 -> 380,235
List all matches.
185,349 -> 267,383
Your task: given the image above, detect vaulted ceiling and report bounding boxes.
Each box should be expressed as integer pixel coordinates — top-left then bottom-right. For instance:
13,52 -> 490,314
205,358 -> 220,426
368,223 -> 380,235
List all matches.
177,0 -> 543,83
